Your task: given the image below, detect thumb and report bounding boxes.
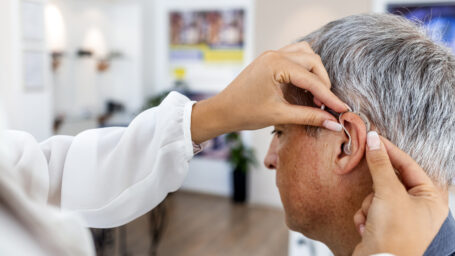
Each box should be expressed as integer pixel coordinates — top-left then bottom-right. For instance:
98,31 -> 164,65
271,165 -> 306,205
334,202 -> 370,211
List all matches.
352,243 -> 369,256
365,131 -> 404,194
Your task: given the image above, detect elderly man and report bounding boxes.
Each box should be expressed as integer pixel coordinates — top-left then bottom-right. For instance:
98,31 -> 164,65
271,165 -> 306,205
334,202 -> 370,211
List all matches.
264,14 -> 455,256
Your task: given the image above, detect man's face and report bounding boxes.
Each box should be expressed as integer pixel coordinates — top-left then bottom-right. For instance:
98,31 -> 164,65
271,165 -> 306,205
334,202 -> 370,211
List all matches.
264,124 -> 337,234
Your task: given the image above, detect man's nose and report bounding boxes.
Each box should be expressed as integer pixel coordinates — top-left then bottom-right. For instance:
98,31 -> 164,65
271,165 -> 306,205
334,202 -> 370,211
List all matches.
264,137 -> 278,169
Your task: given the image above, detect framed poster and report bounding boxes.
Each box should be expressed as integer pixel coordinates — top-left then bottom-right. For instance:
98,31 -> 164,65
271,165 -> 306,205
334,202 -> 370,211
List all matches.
169,9 -> 245,63
154,0 -> 255,93
21,0 -> 45,41
23,50 -> 45,90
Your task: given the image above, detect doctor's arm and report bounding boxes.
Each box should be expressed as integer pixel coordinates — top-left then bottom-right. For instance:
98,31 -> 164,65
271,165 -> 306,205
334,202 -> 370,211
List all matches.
6,92 -> 196,228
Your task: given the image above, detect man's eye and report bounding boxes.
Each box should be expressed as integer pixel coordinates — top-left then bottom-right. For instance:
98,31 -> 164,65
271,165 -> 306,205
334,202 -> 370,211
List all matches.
271,129 -> 283,137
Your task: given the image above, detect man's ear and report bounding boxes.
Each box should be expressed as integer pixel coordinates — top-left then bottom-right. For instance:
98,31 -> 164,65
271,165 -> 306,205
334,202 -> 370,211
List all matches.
334,112 -> 367,175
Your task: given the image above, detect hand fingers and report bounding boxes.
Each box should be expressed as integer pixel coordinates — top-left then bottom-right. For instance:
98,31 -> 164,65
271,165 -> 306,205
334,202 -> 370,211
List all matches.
352,243 -> 366,256
353,208 -> 366,235
381,137 -> 434,189
279,104 -> 340,129
361,193 -> 374,217
283,51 -> 331,90
366,131 -> 405,194
279,41 -> 314,54
279,42 -> 332,92
353,193 -> 373,236
275,59 -> 346,113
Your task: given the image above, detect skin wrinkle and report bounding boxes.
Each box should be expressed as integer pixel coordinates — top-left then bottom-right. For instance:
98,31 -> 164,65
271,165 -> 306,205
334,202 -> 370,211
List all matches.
265,13 -> 455,256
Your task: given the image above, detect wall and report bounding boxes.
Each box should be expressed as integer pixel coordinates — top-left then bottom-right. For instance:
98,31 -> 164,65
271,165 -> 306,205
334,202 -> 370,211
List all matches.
0,0 -> 143,140
254,0 -> 371,55
141,0 -> 158,96
108,2 -> 143,112
0,0 -> 53,142
0,0 -> 15,126
1,0 -> 135,140
49,0 -> 143,118
48,0 -> 106,116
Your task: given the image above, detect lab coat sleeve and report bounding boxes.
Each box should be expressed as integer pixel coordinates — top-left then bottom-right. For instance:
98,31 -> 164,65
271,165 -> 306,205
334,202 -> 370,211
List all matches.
6,92 -> 196,228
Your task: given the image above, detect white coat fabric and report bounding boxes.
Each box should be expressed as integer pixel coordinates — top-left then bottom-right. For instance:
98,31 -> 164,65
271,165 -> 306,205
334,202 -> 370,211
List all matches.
0,92 -> 197,255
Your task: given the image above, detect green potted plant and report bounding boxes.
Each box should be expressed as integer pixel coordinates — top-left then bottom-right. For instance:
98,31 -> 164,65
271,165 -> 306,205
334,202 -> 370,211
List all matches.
225,132 -> 257,203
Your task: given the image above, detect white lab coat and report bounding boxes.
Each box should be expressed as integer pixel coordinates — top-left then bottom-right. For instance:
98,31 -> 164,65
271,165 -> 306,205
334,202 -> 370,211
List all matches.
0,92 -> 197,255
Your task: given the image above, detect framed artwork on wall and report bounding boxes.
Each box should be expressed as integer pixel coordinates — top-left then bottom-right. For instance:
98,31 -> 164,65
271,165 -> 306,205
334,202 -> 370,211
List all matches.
23,50 -> 46,91
154,0 -> 255,94
21,0 -> 45,41
21,0 -> 47,92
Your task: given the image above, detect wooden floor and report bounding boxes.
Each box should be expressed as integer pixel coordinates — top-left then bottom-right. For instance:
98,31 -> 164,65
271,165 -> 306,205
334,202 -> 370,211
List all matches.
115,191 -> 289,256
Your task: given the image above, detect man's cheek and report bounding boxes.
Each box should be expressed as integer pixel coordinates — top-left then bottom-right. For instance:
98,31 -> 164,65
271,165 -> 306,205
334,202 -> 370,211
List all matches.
276,169 -> 284,188
276,171 -> 297,199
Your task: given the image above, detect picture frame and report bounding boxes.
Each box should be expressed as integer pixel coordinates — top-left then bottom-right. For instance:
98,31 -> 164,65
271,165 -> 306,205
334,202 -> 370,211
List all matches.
23,50 -> 46,91
21,0 -> 45,41
154,0 -> 255,93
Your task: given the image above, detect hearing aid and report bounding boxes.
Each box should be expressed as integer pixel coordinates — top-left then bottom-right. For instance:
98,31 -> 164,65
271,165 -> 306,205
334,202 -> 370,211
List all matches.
321,104 -> 370,155
339,109 -> 370,155
339,111 -> 353,155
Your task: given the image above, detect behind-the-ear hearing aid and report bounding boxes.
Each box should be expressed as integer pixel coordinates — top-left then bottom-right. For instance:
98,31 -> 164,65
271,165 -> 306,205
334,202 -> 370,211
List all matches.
339,111 -> 353,155
321,104 -> 370,155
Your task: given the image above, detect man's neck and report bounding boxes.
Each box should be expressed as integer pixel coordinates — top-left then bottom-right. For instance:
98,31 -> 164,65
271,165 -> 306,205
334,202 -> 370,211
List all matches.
321,166 -> 372,256
299,196 -> 363,256
315,209 -> 361,256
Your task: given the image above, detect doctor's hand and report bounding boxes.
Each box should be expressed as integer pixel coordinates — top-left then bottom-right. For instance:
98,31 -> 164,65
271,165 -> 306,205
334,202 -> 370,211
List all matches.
191,42 -> 347,144
352,132 -> 449,256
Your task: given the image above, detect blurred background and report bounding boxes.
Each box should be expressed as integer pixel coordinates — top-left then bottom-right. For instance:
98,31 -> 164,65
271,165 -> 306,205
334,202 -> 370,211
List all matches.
1,0 -> 454,255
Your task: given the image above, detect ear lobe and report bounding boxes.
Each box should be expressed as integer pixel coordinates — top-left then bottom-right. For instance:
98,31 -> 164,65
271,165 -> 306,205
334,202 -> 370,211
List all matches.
334,112 -> 367,175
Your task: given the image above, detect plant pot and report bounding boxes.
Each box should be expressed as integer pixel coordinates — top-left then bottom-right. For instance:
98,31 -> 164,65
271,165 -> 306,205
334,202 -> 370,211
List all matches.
232,169 -> 247,203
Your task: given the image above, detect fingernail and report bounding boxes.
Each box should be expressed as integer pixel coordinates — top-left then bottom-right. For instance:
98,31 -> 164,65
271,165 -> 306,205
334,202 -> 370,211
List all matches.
367,131 -> 381,151
323,120 -> 343,132
359,224 -> 365,235
345,104 -> 352,112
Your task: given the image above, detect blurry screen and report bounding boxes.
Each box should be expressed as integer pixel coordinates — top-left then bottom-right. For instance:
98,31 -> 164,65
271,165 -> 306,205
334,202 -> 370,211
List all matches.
388,4 -> 455,52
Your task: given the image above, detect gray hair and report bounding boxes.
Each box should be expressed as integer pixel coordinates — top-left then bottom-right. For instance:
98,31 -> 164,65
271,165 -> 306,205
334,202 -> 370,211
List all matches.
290,14 -> 455,186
